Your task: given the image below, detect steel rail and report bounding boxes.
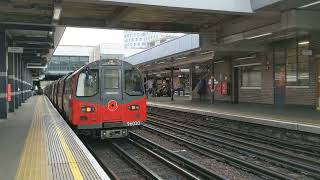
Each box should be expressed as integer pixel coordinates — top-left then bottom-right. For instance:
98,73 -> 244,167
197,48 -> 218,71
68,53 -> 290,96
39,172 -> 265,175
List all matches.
147,119 -> 320,178
111,142 -> 164,180
80,139 -> 121,180
148,111 -> 320,156
129,132 -> 228,180
141,125 -> 295,180
148,117 -> 320,171
127,139 -> 201,180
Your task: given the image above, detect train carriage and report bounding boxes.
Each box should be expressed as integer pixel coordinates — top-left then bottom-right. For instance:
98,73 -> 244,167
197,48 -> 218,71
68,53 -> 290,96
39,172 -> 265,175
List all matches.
45,59 -> 147,138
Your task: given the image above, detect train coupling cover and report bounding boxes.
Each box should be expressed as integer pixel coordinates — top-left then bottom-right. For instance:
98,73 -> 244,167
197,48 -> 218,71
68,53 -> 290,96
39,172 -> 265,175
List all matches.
101,129 -> 128,139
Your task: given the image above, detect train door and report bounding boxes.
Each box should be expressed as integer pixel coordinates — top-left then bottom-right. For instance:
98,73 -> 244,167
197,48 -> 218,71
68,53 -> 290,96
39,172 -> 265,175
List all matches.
101,67 -> 123,121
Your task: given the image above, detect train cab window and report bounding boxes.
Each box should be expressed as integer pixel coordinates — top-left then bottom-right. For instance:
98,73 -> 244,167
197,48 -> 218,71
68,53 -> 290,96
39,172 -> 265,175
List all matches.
104,69 -> 119,89
76,70 -> 98,97
125,68 -> 144,96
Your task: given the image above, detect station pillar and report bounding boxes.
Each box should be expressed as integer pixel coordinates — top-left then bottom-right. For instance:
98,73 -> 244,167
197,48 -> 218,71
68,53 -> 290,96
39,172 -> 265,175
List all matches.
189,64 -> 194,101
211,59 -> 215,104
21,59 -> 25,103
14,53 -> 19,109
0,27 -> 8,118
8,42 -> 15,112
145,71 -> 148,99
17,54 -> 21,107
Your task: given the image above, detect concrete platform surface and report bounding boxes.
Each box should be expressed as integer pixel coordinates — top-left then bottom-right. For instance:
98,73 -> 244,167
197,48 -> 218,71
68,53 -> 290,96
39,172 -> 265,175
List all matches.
147,97 -> 320,135
0,95 -> 109,180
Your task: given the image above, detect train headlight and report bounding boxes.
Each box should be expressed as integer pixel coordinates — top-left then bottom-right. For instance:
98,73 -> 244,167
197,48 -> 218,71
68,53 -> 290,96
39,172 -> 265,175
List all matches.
128,105 -> 140,111
81,106 -> 95,113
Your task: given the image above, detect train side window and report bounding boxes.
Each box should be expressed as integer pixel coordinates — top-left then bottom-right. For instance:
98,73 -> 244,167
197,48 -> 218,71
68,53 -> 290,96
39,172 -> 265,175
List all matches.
125,68 -> 144,96
76,70 -> 98,97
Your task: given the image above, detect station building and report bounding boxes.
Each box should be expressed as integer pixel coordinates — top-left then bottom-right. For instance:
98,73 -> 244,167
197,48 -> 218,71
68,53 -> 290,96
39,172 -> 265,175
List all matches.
127,35 -> 320,110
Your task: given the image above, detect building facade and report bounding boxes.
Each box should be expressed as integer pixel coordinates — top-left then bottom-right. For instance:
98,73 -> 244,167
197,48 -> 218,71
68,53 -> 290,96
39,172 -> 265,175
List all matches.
124,31 -> 183,49
45,45 -> 92,77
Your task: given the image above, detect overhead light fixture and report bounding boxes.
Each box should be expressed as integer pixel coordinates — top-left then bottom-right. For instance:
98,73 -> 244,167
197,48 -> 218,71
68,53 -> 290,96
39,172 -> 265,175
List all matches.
299,1 -> 320,8
53,6 -> 62,21
180,69 -> 190,73
214,60 -> 224,64
176,57 -> 187,60
27,65 -> 47,69
298,41 -> 310,45
246,33 -> 273,40
48,31 -> 53,36
235,55 -> 256,61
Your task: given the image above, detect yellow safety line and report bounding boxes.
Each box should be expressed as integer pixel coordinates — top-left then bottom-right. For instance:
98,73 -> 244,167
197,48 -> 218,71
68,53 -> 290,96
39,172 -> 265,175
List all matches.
44,97 -> 84,180
15,97 -> 48,180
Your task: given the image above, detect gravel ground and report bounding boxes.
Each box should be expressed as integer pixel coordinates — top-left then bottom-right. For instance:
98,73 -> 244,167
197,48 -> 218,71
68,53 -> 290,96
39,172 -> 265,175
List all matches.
149,113 -> 320,162
145,122 -> 317,180
148,116 -> 320,169
116,140 -> 189,180
134,128 -> 263,180
88,141 -> 146,180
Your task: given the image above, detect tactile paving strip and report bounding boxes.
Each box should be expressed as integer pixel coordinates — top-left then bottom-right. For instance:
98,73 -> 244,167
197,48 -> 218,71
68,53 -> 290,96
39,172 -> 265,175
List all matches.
42,96 -> 110,180
15,98 -> 49,180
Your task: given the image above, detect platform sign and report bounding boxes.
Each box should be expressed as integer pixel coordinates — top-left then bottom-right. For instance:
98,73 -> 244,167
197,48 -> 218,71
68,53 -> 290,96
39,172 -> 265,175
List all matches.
7,84 -> 12,102
221,81 -> 228,96
8,47 -> 23,53
301,49 -> 312,56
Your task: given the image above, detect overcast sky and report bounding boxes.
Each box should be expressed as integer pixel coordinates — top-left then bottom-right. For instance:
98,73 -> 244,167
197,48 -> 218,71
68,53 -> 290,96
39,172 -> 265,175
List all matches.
59,27 -> 124,46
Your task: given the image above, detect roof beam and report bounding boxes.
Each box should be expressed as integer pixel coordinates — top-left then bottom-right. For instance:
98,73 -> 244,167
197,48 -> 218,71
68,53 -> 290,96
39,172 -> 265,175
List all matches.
61,17 -> 200,32
64,0 -> 253,14
3,24 -> 53,31
13,36 -> 53,43
105,6 -> 132,28
16,43 -> 52,49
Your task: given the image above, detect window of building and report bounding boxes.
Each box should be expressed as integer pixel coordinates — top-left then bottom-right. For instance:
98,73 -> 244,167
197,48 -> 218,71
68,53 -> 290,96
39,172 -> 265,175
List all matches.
241,65 -> 262,88
76,70 -> 98,97
285,41 -> 310,87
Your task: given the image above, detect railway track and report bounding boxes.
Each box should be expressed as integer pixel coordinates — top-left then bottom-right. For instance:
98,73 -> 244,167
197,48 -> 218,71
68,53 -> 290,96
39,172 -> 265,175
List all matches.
148,109 -> 320,157
138,116 -> 320,179
84,135 -> 227,180
147,116 -> 320,169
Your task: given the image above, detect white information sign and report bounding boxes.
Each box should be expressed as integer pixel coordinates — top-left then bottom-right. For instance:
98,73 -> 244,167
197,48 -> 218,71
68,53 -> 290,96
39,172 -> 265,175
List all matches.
301,49 -> 313,56
8,47 -> 23,53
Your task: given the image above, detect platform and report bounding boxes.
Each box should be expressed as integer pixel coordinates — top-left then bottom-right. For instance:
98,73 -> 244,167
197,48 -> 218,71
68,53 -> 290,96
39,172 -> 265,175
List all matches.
0,95 -> 109,180
147,97 -> 320,135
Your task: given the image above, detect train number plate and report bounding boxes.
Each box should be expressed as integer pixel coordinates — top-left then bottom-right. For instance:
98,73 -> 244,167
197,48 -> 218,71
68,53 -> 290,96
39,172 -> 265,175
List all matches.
127,121 -> 142,126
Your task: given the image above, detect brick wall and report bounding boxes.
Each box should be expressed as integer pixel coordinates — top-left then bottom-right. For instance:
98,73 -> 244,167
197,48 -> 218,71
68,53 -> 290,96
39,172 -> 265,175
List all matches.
233,53 -> 274,104
285,36 -> 319,106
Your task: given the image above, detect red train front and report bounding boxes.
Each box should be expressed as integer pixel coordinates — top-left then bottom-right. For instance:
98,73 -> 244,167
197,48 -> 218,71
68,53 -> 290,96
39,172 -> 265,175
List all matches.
45,59 -> 147,138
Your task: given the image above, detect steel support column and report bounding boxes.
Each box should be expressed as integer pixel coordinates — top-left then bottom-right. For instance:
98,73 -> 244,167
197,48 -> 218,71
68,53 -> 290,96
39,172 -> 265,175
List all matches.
211,59 -> 215,104
17,54 -> 21,106
0,27 -> 7,118
14,53 -> 18,109
171,68 -> 174,101
189,64 -> 194,100
8,43 -> 14,112
145,71 -> 148,99
21,59 -> 25,103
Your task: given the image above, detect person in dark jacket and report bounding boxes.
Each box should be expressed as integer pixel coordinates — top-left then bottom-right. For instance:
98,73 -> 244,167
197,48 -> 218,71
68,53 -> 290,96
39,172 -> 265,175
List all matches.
196,79 -> 206,101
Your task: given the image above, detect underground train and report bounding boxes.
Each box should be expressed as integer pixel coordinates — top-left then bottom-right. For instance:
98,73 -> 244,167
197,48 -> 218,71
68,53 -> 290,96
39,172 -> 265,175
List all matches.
44,59 -> 147,138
